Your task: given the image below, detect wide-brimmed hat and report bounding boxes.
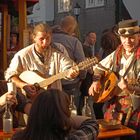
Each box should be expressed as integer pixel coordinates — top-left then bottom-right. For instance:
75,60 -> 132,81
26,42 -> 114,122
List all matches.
114,19 -> 140,37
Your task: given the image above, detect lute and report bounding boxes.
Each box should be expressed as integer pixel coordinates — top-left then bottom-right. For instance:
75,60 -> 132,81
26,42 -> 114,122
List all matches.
93,63 -> 140,103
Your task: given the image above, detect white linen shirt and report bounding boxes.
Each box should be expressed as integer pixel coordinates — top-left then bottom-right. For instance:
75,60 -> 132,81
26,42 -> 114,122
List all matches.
5,44 -> 74,90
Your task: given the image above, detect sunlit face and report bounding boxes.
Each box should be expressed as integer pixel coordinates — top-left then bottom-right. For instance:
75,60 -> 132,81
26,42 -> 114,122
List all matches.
120,33 -> 139,53
34,31 -> 52,53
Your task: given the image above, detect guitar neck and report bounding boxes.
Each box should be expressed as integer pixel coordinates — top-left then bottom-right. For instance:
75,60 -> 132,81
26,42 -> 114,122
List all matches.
39,57 -> 98,88
21,57 -> 98,89
39,70 -> 69,88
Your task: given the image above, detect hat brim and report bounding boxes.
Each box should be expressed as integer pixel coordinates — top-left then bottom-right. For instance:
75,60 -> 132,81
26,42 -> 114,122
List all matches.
114,26 -> 140,37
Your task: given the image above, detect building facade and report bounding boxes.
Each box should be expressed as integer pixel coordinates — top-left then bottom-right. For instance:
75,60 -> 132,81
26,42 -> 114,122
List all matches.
28,0 -> 116,48
55,0 -> 116,43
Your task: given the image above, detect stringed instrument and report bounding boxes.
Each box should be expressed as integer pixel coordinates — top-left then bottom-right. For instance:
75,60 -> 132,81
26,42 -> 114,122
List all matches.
93,63 -> 140,103
93,64 -> 121,103
19,57 -> 98,90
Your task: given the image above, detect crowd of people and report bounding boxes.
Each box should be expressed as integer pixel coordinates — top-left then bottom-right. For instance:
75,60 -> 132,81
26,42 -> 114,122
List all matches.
0,16 -> 140,140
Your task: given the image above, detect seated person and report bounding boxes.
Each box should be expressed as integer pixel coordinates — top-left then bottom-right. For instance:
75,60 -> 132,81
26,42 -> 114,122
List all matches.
0,89 -> 31,129
12,89 -> 99,140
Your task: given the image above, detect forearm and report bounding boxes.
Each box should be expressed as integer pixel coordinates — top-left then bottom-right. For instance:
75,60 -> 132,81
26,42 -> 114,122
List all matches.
11,76 -> 27,89
93,65 -> 106,81
70,117 -> 99,140
70,115 -> 92,129
0,92 -> 8,106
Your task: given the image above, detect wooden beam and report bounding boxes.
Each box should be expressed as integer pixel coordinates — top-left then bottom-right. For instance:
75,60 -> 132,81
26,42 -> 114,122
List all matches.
18,0 -> 27,49
0,5 -> 9,71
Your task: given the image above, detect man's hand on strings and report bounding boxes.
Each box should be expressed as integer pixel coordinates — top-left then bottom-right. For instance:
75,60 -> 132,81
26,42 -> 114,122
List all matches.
23,84 -> 38,98
66,66 -> 79,79
88,81 -> 101,96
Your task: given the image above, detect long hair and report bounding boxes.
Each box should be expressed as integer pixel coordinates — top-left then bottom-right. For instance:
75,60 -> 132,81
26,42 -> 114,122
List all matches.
22,89 -> 71,140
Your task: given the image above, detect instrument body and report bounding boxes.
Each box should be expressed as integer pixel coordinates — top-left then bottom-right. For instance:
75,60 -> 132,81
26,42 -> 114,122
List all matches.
20,57 -> 98,90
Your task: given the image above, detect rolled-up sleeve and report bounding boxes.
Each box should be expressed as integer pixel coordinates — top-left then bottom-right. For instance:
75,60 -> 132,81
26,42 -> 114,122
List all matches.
94,51 -> 114,76
5,54 -> 23,81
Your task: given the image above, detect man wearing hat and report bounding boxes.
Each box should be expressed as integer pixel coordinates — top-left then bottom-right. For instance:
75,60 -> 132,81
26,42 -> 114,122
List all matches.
89,19 -> 140,139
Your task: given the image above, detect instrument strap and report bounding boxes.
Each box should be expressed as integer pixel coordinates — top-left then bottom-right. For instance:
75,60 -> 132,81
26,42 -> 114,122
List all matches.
122,57 -> 136,78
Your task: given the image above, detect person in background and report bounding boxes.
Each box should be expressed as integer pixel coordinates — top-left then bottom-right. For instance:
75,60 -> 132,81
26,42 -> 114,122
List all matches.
82,31 -> 98,58
8,33 -> 19,52
52,16 -> 86,115
5,23 -> 79,99
0,71 -> 31,129
89,19 -> 140,139
99,26 -> 121,60
7,33 -> 20,65
12,88 -> 99,140
0,82 -> 31,129
80,31 -> 98,118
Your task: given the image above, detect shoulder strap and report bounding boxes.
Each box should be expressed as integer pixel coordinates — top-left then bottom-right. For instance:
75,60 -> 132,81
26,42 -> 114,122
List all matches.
122,57 -> 136,78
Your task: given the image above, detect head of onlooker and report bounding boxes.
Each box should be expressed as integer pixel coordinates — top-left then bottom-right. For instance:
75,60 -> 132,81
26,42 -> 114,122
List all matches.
60,16 -> 77,36
8,33 -> 19,52
15,89 -> 71,139
99,25 -> 121,59
84,32 -> 97,46
82,31 -> 98,58
12,89 -> 99,140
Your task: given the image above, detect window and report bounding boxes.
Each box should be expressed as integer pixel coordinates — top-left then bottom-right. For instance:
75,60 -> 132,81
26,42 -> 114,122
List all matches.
58,0 -> 71,13
85,0 -> 105,8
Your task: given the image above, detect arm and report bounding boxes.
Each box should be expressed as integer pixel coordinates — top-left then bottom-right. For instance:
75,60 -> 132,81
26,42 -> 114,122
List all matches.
0,91 -> 31,115
11,75 -> 27,89
70,115 -> 91,129
89,52 -> 115,96
0,92 -> 17,107
5,48 -> 40,98
69,115 -> 99,140
5,53 -> 32,89
11,76 -> 37,98
59,52 -> 79,80
66,66 -> 79,79
0,92 -> 8,107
